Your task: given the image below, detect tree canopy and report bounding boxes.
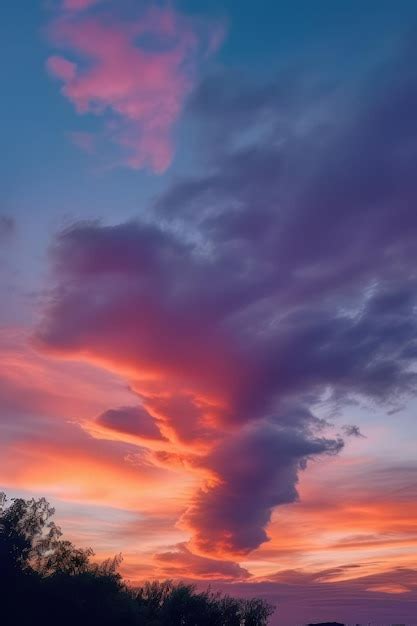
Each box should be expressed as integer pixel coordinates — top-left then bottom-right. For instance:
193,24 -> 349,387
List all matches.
0,493 -> 275,626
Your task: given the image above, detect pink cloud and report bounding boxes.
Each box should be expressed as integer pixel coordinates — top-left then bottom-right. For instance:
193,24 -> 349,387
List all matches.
46,55 -> 76,81
46,3 -> 222,171
62,0 -> 103,11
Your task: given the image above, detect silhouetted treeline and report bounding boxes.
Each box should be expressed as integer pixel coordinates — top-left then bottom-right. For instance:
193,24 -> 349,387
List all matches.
0,493 -> 275,626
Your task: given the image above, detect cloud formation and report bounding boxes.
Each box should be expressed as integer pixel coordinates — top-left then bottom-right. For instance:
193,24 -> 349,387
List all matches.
0,328 -> 171,509
183,425 -> 342,554
46,1 -> 222,171
62,0 -> 103,12
96,405 -> 166,442
36,36 -> 417,557
155,542 -> 250,581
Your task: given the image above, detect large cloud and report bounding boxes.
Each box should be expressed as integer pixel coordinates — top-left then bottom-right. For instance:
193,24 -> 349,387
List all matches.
36,37 -> 417,555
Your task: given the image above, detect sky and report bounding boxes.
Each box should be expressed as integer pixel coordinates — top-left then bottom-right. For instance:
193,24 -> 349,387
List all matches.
1,1 -> 417,623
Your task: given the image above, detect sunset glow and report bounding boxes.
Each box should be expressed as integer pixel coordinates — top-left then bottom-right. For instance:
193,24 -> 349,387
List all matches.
1,1 -> 417,624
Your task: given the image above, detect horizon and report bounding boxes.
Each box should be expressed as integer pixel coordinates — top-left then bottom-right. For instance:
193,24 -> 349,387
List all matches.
1,1 -> 417,624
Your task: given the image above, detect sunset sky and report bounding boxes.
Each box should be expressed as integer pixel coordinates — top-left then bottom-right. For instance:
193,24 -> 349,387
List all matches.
1,1 -> 417,624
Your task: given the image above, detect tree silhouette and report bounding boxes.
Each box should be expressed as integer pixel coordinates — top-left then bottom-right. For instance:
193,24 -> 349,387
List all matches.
0,492 -> 275,626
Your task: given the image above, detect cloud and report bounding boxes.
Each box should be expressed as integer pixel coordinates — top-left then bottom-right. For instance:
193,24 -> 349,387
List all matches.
96,405 -> 166,442
0,328 -> 171,507
156,44 -> 417,297
46,1 -> 223,171
183,425 -> 342,554
342,424 -> 365,438
228,566 -> 417,626
46,55 -> 76,81
62,0 -> 103,11
155,542 -> 250,580
0,327 -> 131,424
36,36 -> 417,555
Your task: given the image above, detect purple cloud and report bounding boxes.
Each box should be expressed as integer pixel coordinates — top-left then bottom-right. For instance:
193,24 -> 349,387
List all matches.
35,36 -> 417,554
96,405 -> 166,442
184,424 -> 342,554
216,566 -> 417,626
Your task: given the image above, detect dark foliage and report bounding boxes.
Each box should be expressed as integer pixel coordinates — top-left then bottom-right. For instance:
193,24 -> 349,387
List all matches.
0,493 -> 275,626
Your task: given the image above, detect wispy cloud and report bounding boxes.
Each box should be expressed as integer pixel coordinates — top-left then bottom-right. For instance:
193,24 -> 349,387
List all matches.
46,1 -> 223,171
